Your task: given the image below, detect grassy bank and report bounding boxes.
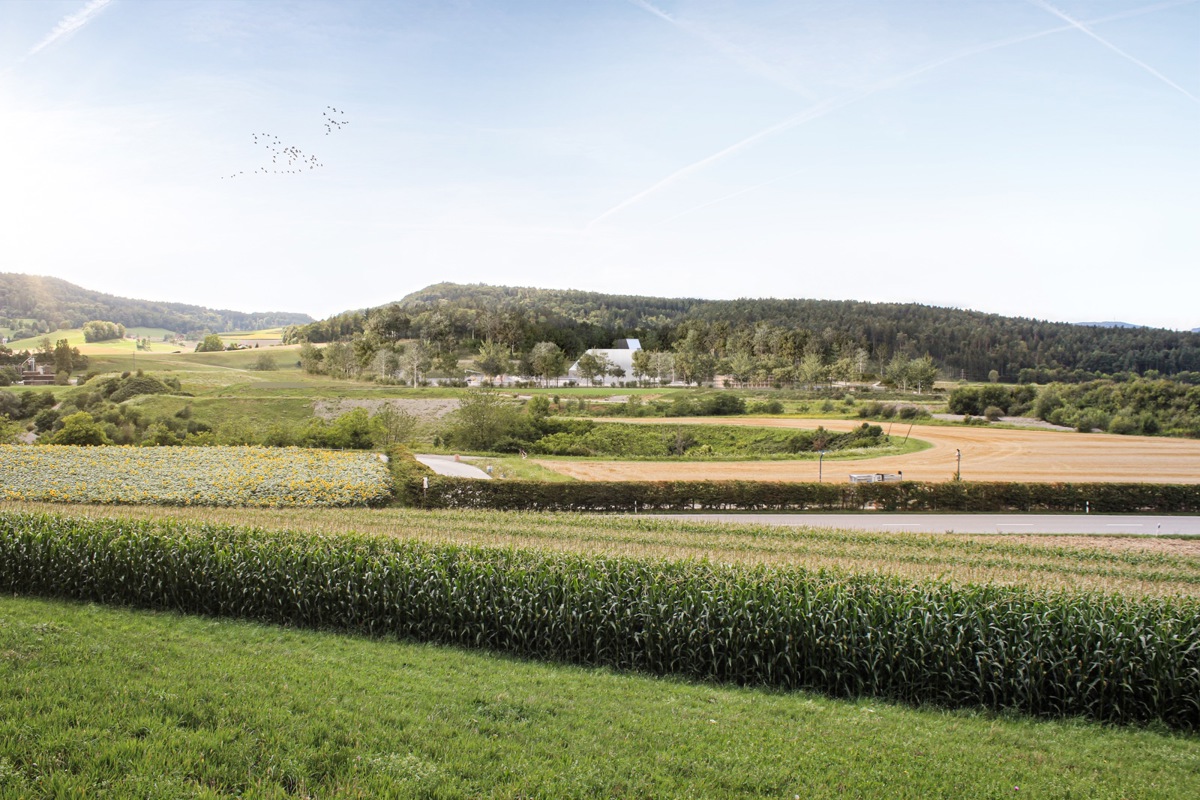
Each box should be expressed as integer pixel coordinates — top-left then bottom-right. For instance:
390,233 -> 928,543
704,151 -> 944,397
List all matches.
2,595 -> 1197,798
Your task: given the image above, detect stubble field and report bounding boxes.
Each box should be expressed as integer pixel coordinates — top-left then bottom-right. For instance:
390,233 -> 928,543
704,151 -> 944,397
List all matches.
535,416 -> 1200,483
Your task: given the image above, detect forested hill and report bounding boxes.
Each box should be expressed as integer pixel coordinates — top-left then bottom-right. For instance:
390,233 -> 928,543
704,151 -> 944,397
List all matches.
288,282 -> 1200,382
0,274 -> 312,336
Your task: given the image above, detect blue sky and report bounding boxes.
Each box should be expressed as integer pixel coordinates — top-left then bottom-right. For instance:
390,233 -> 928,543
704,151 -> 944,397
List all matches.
1,0 -> 1197,328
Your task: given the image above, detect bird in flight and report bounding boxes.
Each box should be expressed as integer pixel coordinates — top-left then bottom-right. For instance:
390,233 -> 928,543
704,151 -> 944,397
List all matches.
224,108 -> 348,179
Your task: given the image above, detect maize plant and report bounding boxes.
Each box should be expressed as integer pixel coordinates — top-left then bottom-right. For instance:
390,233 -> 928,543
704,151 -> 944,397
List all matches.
1,510 -> 1196,729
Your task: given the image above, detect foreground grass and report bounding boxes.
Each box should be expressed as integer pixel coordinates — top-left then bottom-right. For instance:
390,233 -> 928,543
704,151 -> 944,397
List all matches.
5,502 -> 1197,597
1,595 -> 1196,798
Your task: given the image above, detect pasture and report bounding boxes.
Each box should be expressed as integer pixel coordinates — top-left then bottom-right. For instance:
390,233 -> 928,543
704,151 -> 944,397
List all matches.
6,327 -> 183,355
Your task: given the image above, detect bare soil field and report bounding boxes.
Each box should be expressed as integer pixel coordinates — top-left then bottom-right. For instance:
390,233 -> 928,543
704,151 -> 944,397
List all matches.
534,417 -> 1200,484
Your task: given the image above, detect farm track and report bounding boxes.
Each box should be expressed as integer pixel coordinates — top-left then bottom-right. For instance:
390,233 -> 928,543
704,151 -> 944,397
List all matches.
533,417 -> 1200,484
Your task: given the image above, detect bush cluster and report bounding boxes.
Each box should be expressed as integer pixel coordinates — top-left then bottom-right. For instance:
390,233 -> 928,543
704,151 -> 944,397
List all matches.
948,384 -> 1038,417
2,511 -> 1195,729
855,402 -> 931,421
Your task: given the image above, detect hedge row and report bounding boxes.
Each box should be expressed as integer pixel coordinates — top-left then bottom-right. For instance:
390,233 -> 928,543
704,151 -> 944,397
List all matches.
1,511 -> 1197,728
409,478 -> 1200,513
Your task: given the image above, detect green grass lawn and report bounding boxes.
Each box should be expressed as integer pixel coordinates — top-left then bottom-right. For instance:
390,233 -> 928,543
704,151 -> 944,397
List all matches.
1,595 -> 1196,799
125,327 -> 180,340
470,456 -> 578,481
126,395 -> 319,429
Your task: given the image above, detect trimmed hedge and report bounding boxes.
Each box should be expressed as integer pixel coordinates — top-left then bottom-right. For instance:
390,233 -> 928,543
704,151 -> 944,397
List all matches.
409,478 -> 1200,513
383,445 -> 435,506
1,511 -> 1197,729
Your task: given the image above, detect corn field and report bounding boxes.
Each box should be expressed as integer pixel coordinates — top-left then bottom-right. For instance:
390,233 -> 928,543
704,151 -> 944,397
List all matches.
2,510 -> 1197,729
9,501 -> 1197,597
0,445 -> 391,507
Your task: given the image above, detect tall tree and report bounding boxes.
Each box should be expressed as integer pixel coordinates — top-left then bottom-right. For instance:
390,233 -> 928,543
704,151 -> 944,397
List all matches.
474,340 -> 511,378
530,341 -> 567,386
399,341 -> 431,387
574,352 -> 608,385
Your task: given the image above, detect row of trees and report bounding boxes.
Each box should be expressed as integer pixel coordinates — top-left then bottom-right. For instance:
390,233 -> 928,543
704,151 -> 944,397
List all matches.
293,325 -> 943,391
283,283 -> 1200,382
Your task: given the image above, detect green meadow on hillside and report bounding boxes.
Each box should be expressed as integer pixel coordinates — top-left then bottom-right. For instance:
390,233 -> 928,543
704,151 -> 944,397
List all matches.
1,594 -> 1196,799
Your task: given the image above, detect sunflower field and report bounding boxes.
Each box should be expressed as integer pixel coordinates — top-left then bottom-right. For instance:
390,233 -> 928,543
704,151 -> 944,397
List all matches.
0,445 -> 392,507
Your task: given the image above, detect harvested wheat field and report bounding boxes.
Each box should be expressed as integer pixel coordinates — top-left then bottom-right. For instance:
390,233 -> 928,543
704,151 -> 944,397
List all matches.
535,417 -> 1200,483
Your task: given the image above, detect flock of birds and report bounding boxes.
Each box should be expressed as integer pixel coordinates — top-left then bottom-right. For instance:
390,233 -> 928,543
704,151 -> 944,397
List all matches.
222,107 -> 349,179
323,106 -> 348,135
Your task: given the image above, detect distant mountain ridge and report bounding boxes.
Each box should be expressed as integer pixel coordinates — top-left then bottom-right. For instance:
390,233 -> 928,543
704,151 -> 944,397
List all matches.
1075,321 -> 1143,329
0,273 -> 312,336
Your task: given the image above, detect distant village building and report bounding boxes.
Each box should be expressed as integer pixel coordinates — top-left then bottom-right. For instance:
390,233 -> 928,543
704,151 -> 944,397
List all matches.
568,339 -> 641,386
20,356 -> 55,385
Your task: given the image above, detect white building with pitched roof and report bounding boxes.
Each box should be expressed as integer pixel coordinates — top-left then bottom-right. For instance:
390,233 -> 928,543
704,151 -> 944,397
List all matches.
567,339 -> 641,386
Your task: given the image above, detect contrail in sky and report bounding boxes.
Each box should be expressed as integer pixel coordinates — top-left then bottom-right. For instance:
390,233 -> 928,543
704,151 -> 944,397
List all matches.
589,0 -> 1198,228
1027,0 -> 1198,103
28,0 -> 114,57
626,0 -> 819,99
658,165 -> 809,225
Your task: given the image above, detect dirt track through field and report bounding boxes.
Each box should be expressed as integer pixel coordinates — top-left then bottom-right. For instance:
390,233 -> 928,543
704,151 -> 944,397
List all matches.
533,417 -> 1200,483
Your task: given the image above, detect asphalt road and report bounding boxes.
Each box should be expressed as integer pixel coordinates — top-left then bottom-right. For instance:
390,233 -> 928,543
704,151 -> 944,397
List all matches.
414,454 -> 492,479
635,513 -> 1200,535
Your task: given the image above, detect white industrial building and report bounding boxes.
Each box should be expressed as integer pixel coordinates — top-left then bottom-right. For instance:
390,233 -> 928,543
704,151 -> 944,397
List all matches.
567,339 -> 641,386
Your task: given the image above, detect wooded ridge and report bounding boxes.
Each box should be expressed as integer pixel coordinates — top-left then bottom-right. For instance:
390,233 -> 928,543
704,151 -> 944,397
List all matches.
287,282 -> 1200,382
0,273 -> 312,337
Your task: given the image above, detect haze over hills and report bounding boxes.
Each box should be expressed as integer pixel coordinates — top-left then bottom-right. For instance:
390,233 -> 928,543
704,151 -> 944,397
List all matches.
0,274 -> 312,338
286,282 -> 1200,382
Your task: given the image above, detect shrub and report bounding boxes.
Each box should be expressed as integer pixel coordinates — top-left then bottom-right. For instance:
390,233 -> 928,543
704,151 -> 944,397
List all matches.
42,412 -> 112,445
106,374 -> 173,404
251,353 -> 279,371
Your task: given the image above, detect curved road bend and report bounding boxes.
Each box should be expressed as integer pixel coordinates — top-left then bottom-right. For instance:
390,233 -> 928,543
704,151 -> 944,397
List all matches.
636,513 -> 1200,536
414,454 -> 492,479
